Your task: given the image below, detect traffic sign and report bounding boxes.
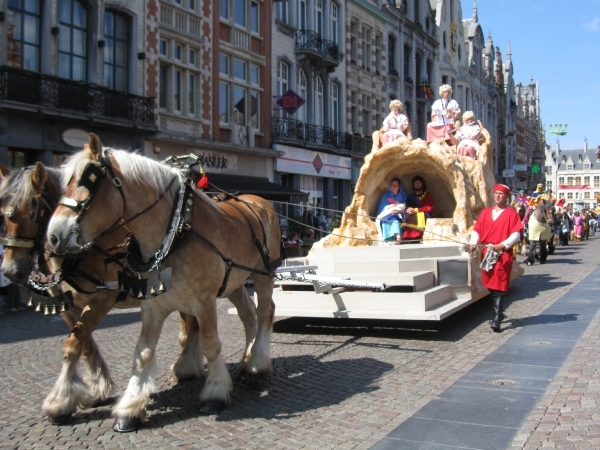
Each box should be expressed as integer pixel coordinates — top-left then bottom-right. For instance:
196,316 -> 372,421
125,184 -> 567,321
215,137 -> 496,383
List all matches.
513,164 -> 528,171
503,169 -> 516,178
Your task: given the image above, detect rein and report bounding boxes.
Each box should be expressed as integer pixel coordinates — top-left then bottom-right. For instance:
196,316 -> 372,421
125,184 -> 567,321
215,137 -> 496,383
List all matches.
60,152 -> 280,299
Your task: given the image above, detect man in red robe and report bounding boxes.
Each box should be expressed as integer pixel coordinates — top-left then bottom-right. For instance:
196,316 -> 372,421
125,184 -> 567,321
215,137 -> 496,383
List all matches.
403,176 -> 434,242
470,184 -> 523,332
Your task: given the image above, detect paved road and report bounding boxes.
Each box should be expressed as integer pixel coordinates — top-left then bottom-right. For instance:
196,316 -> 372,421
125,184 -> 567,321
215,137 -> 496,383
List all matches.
0,238 -> 598,449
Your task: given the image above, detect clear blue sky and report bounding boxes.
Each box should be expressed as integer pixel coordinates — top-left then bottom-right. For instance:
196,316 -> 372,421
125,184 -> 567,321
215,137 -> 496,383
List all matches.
474,0 -> 600,152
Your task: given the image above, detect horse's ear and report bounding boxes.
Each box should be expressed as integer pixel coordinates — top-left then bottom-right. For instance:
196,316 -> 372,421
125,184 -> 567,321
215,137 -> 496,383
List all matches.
88,133 -> 103,161
0,162 -> 10,180
31,162 -> 48,190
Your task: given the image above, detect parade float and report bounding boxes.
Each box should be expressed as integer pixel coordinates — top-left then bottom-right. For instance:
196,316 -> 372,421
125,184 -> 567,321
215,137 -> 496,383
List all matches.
264,124 -> 524,321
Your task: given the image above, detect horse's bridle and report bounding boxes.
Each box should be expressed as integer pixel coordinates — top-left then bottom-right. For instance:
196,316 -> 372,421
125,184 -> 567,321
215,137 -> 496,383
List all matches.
58,150 -> 179,260
1,186 -> 57,250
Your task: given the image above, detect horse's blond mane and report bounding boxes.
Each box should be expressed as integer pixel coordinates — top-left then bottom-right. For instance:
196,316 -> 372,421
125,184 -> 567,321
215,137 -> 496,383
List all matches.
0,166 -> 62,209
61,147 -> 183,196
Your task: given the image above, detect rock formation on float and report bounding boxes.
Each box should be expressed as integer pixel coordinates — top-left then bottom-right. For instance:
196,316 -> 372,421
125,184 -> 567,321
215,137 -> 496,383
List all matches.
320,122 -> 496,248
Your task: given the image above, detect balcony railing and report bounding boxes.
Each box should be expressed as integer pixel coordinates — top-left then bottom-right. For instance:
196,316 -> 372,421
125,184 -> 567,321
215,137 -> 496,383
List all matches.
271,117 -> 372,155
295,30 -> 343,69
0,65 -> 154,124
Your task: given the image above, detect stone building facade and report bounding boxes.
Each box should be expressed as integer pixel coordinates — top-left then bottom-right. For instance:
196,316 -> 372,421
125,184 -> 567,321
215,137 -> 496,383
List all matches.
0,0 -> 154,167
545,139 -> 599,211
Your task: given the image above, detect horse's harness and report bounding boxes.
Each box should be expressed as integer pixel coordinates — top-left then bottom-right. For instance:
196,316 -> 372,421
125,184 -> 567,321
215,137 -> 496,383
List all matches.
57,151 -> 280,299
0,168 -> 128,313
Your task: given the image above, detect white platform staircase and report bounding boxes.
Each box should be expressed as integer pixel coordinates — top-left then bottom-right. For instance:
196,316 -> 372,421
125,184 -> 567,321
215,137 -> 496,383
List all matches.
263,242 -> 489,321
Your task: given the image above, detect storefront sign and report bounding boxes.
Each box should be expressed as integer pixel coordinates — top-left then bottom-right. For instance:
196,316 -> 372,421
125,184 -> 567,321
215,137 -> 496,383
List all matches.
274,144 -> 351,180
62,128 -> 89,147
276,89 -> 305,115
189,150 -> 237,173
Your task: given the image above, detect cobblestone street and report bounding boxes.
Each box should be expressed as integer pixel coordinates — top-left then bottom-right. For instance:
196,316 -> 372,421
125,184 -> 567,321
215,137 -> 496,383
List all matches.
0,238 -> 599,449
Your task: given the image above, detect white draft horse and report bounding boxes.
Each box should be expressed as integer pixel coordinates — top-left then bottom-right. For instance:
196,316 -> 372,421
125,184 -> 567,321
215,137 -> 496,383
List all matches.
46,134 -> 281,432
0,163 -> 207,426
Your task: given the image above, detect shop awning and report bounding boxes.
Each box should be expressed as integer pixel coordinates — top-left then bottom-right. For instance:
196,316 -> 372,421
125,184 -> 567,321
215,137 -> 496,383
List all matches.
205,173 -> 309,203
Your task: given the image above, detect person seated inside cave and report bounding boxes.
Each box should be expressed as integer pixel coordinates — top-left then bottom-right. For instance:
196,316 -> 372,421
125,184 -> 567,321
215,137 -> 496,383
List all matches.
403,175 -> 434,243
376,178 -> 407,244
450,111 -> 481,159
380,100 -> 410,145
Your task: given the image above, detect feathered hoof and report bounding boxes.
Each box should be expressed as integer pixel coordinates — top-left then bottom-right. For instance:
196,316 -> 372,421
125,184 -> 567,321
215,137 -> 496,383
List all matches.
199,400 -> 226,415
91,396 -> 116,408
112,416 -> 142,433
47,413 -> 73,426
239,368 -> 268,387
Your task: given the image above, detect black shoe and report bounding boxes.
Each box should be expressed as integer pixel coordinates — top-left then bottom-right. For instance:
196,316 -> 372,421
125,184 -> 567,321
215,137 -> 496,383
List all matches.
540,261 -> 547,264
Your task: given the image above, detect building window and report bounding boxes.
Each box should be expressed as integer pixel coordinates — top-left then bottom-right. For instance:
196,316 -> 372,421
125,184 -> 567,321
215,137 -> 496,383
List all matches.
567,177 -> 573,186
362,95 -> 371,136
375,33 -> 382,74
234,0 -> 246,27
584,176 -> 590,186
298,0 -> 307,30
277,60 -> 289,118
567,164 -> 573,170
594,176 -> 600,188
58,0 -> 88,81
584,163 -> 591,170
546,181 -> 552,190
567,192 -> 573,200
159,65 -> 168,108
298,69 -> 308,123
330,3 -> 339,44
251,2 -> 259,33
160,39 -> 167,55
174,69 -> 182,111
103,11 -> 129,92
221,52 -> 261,128
351,91 -> 358,134
388,36 -> 396,74
276,0 -> 289,23
174,44 -> 182,60
189,49 -> 196,66
414,0 -> 419,23
188,74 -> 195,114
331,82 -> 339,131
315,0 -> 323,36
362,28 -> 372,69
315,77 -> 324,126
7,0 -> 41,71
403,44 -> 411,79
558,176 -> 564,186
250,90 -> 259,128
350,21 -> 358,64
584,191 -> 591,199
219,81 -> 229,122
220,0 -> 228,19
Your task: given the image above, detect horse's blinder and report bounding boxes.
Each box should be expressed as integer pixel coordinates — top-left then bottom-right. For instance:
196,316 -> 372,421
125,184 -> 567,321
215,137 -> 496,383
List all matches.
0,194 -> 50,249
58,154 -> 125,226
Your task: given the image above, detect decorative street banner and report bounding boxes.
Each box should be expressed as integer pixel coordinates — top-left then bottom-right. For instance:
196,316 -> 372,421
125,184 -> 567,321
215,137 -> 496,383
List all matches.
274,144 -> 351,180
276,89 -> 306,115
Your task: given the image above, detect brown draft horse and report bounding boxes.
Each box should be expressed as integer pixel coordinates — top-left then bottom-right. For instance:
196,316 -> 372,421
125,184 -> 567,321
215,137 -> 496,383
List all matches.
45,134 -> 281,432
0,163 -> 208,426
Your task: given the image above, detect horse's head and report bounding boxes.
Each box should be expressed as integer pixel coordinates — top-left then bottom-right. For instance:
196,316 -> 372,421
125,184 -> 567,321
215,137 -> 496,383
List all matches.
46,134 -> 126,255
0,163 -> 61,284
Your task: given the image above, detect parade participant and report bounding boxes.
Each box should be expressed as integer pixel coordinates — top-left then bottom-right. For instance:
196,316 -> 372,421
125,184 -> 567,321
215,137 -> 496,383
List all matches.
516,189 -> 528,205
451,111 -> 481,159
403,176 -> 434,242
469,184 -> 523,332
573,211 -> 583,241
531,183 -> 545,200
426,84 -> 461,143
525,202 -> 551,266
381,100 -> 410,144
376,178 -> 407,243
